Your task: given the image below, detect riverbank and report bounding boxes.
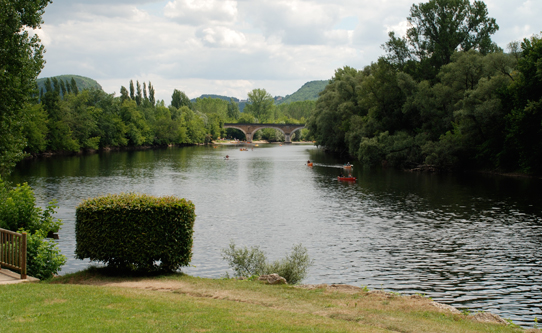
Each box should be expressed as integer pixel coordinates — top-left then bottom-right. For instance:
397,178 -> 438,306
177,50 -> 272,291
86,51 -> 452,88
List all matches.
0,268 -> 534,332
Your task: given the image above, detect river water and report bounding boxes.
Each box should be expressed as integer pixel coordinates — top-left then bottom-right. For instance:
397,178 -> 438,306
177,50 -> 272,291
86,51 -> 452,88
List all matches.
9,144 -> 542,327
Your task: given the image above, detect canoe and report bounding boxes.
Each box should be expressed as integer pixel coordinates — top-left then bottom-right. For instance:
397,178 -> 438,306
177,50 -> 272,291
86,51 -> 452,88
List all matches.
343,165 -> 353,169
307,163 -> 313,167
338,176 -> 356,181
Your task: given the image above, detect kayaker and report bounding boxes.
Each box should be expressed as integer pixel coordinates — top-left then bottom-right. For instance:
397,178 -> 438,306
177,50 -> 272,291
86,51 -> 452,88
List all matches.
307,160 -> 311,164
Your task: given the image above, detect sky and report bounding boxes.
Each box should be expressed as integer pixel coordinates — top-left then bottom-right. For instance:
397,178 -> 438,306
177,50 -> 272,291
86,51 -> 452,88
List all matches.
36,0 -> 541,104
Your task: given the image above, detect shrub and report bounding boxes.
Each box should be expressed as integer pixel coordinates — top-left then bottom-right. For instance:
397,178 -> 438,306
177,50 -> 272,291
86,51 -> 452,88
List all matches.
0,177 -> 65,279
75,193 -> 195,272
221,242 -> 312,284
25,229 -> 67,280
0,178 -> 62,234
221,243 -> 267,278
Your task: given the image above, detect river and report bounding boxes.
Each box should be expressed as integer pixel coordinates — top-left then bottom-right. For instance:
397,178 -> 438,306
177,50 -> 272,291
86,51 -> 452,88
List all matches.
9,144 -> 542,327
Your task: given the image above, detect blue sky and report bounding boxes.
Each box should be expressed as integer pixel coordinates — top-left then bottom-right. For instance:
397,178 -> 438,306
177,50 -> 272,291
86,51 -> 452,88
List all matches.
37,0 -> 541,103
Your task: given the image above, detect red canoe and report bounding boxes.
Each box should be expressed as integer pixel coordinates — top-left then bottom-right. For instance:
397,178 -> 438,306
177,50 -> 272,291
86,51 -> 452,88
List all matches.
338,176 -> 356,181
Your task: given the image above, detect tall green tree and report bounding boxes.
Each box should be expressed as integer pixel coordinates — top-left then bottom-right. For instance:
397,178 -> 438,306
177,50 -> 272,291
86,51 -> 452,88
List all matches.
0,0 -> 52,176
244,88 -> 274,123
171,89 -> 192,109
65,79 -> 71,94
384,0 -> 499,79
143,82 -> 148,101
136,81 -> 142,106
59,79 -> 67,97
148,82 -> 155,106
70,77 -> 78,96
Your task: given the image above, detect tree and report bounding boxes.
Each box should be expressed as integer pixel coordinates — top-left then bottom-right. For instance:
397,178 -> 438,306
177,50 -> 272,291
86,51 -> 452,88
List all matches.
148,82 -> 156,106
0,0 -> 52,176
385,0 -> 499,79
171,89 -> 192,109
194,97 -> 228,118
500,34 -> 542,173
65,80 -> 71,94
136,81 -> 142,106
307,66 -> 363,155
22,103 -> 48,153
52,77 -> 60,94
143,82 -> 148,102
227,98 -> 240,120
120,86 -> 130,103
59,79 -> 67,97
129,80 -> 135,100
244,89 -> 274,123
70,77 -> 78,96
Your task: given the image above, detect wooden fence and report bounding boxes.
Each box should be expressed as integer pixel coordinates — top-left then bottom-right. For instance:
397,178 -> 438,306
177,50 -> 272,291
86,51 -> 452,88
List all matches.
0,228 -> 27,279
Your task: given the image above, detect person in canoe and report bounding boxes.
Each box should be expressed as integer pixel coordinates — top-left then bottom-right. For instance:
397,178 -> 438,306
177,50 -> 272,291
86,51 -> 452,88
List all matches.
225,155 -> 229,160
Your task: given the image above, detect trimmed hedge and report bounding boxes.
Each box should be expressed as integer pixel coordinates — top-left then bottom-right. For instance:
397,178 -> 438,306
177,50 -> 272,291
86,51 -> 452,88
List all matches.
75,193 -> 195,272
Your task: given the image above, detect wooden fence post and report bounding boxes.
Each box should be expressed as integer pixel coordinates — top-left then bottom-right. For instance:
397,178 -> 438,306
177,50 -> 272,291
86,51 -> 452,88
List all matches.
0,230 -> 2,272
21,232 -> 27,279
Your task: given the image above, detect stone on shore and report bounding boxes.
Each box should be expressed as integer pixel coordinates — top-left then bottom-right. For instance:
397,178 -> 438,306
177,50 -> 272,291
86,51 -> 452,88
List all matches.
258,274 -> 287,285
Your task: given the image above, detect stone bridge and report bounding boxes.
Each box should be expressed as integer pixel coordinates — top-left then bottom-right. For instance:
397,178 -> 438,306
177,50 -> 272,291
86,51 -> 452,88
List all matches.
223,123 -> 305,143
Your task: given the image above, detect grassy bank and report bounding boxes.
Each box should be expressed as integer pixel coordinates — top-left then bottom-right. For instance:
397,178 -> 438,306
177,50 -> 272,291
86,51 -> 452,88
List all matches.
0,268 -> 527,332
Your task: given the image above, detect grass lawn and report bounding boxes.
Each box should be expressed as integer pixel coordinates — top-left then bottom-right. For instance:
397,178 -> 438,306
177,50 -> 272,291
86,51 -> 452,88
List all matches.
0,268 -> 526,332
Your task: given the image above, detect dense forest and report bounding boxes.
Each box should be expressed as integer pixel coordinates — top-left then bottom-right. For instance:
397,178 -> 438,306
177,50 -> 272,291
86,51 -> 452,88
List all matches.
18,79 -> 313,165
307,0 -> 542,175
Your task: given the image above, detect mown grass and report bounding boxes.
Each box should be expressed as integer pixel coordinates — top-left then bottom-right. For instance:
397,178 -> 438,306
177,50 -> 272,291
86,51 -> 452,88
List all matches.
0,267 -> 524,332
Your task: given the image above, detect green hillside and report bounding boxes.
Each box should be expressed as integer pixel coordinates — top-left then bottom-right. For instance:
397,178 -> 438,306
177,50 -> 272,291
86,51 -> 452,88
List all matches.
276,80 -> 328,105
190,80 -> 328,112
37,75 -> 102,93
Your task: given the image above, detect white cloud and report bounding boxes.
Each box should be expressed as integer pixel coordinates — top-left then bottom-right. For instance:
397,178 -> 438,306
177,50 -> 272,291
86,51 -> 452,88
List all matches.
164,0 -> 238,25
385,20 -> 409,37
239,0 -> 340,45
36,0 -> 542,103
196,26 -> 247,47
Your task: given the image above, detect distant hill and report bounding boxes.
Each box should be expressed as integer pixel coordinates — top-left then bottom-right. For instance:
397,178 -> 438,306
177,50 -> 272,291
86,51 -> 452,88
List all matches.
37,75 -> 102,93
191,94 -> 239,102
275,80 -> 328,105
190,80 -> 329,112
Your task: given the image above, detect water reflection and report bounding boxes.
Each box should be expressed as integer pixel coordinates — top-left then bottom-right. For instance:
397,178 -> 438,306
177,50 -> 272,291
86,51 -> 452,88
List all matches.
10,144 -> 542,327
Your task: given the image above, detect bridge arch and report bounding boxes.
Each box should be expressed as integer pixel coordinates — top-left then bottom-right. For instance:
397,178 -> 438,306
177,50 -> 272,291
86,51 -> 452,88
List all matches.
223,123 -> 305,143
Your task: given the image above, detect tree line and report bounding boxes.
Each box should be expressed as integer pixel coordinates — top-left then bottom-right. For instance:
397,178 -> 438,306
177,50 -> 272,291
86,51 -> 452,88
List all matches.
4,79 -> 314,177
307,0 -> 542,175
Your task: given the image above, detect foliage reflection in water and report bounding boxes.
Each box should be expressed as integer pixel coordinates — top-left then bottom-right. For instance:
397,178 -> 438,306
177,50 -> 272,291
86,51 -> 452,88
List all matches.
10,144 -> 542,327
